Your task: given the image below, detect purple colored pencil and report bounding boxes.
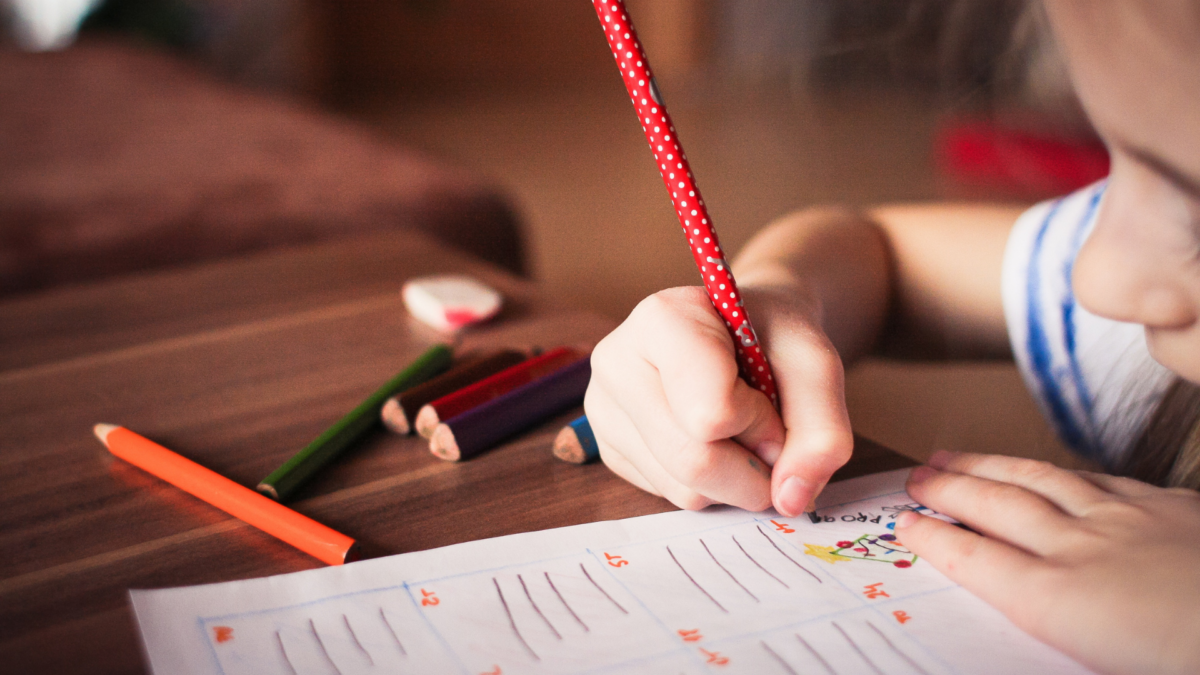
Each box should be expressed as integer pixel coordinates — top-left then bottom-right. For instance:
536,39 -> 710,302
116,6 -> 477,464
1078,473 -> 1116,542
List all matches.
429,357 -> 591,461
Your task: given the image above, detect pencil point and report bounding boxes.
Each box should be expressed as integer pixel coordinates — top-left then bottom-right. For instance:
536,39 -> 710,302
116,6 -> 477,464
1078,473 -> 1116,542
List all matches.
257,483 -> 280,501
552,426 -> 586,464
93,423 -> 118,447
414,405 -> 440,439
380,397 -> 410,435
429,424 -> 461,462
807,510 -> 821,524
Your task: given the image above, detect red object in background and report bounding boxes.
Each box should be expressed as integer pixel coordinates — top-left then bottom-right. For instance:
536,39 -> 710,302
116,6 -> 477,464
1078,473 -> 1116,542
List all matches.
591,0 -> 779,408
936,120 -> 1110,196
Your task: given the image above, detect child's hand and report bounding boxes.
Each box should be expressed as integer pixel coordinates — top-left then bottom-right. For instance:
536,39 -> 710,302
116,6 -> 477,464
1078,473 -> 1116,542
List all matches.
585,285 -> 854,516
897,451 -> 1200,675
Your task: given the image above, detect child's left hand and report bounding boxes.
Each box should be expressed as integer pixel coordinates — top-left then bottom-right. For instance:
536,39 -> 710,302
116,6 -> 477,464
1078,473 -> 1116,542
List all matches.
897,451 -> 1200,675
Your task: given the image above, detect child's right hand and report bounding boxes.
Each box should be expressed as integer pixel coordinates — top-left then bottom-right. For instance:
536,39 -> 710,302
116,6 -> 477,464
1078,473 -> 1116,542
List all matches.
584,285 -> 855,516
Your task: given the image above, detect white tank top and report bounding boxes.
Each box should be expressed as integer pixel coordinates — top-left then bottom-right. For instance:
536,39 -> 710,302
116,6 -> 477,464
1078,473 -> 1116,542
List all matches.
1001,181 -> 1174,468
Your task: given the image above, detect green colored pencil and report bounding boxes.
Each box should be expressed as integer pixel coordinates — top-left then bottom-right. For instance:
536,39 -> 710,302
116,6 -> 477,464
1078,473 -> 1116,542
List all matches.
258,343 -> 453,501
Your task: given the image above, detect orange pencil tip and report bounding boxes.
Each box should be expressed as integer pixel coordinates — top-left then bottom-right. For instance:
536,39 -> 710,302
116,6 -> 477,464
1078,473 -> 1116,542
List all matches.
93,423 -> 119,447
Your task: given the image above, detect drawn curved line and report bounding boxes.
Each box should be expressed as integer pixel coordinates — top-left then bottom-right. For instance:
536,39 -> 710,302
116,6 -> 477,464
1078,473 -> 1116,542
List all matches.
581,563 -> 628,614
796,633 -> 837,675
866,620 -> 932,675
546,572 -> 589,632
732,534 -> 788,588
519,574 -> 562,640
309,619 -> 343,675
701,538 -> 758,601
276,630 -> 297,675
667,545 -> 727,613
342,614 -> 374,665
757,525 -> 821,583
495,577 -> 539,661
761,640 -> 798,675
379,608 -> 407,656
832,621 -> 883,675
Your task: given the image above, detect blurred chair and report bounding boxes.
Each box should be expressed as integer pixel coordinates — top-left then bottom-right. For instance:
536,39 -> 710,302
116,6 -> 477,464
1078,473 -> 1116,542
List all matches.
0,38 -> 525,297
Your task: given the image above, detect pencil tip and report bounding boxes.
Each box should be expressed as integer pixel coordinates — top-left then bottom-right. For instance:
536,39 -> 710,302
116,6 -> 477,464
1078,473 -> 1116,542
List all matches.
93,423 -> 118,447
380,397 -> 410,435
807,510 -> 821,524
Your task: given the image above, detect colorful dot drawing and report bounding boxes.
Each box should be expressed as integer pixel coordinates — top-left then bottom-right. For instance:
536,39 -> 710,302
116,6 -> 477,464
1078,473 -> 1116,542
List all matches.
830,534 -> 919,568
591,0 -> 778,406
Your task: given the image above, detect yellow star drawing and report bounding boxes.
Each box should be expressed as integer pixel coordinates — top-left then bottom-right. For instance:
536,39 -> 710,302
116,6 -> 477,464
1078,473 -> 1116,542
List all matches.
803,544 -> 849,564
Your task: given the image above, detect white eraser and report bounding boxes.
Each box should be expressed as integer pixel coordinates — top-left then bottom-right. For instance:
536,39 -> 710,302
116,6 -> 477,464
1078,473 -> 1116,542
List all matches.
402,275 -> 503,331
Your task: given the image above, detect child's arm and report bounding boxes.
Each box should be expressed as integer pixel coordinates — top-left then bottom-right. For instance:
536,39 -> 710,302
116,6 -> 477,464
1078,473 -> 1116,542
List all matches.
585,203 -> 1024,516
899,451 -> 1200,675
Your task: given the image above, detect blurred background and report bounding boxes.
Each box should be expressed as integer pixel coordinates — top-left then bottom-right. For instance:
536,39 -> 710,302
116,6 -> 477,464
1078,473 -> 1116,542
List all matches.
1,0 -> 1109,467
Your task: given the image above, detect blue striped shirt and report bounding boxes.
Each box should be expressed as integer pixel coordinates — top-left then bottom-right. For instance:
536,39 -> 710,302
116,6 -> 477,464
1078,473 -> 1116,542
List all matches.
1002,182 -> 1173,468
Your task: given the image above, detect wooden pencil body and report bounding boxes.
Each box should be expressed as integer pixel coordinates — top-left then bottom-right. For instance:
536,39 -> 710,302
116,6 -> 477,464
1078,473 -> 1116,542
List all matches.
381,349 -> 526,434
101,426 -> 356,565
415,346 -> 580,437
259,343 -> 452,501
431,357 -> 591,461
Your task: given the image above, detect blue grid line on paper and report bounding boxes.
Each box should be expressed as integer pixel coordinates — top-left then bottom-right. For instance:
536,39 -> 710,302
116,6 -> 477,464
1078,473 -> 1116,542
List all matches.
403,580 -> 471,675
190,492 -> 967,675
765,521 -> 962,675
697,585 -> 959,652
586,547 -> 708,672
198,614 -> 228,675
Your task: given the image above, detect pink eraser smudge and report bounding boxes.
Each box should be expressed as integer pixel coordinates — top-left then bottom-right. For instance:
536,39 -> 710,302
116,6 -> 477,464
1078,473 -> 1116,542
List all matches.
402,275 -> 503,331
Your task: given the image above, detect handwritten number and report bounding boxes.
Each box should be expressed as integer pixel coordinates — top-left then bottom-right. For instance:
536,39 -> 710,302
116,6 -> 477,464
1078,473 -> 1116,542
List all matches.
678,628 -> 702,643
212,626 -> 234,643
893,610 -> 912,624
700,648 -> 730,665
770,519 -> 795,534
605,552 -> 629,568
421,589 -> 440,606
863,582 -> 890,599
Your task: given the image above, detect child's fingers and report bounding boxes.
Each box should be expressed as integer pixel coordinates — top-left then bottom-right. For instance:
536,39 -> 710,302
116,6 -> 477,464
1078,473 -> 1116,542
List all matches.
904,466 -> 1076,555
894,512 -> 1047,631
928,451 -> 1110,516
638,289 -> 787,461
586,367 -> 770,511
586,385 -> 713,508
1074,470 -> 1161,498
764,327 -> 854,517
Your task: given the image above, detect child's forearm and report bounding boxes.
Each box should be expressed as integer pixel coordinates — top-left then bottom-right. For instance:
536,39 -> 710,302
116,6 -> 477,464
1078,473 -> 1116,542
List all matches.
734,204 -> 1023,363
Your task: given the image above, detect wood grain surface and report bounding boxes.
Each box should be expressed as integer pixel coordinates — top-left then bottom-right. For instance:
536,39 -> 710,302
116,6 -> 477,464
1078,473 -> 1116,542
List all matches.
0,231 -> 911,674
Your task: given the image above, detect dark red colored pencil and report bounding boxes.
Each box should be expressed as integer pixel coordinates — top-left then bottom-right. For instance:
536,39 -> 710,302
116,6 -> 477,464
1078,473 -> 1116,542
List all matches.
430,357 -> 592,461
414,346 -> 582,438
381,349 -> 527,435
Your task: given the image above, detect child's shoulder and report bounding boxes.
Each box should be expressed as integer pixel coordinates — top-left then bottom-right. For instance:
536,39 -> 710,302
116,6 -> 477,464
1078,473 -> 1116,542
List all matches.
1001,181 -> 1174,467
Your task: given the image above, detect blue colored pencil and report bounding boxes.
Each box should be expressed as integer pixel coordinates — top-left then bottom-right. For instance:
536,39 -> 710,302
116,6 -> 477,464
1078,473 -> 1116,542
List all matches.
552,415 -> 600,464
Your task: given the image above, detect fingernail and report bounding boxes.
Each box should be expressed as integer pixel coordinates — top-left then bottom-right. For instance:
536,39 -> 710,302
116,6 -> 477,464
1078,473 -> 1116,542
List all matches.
909,466 -> 938,484
895,511 -> 921,528
777,475 -> 811,518
928,450 -> 955,469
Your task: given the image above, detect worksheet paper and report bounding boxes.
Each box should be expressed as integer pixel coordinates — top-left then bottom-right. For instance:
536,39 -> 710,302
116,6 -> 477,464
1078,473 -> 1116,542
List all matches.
130,470 -> 1092,675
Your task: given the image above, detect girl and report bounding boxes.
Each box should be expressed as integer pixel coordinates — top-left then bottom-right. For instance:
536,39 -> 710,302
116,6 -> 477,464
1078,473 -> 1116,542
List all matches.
584,1 -> 1200,673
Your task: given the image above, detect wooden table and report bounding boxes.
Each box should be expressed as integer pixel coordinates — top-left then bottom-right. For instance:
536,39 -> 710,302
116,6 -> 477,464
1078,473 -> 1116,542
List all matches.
0,231 -> 911,674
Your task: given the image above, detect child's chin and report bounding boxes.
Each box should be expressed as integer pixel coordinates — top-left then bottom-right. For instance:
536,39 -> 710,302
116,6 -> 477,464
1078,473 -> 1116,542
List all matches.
1145,327 -> 1200,384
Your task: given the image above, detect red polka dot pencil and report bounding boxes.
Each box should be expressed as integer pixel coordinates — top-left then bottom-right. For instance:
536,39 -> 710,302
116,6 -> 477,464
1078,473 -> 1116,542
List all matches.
589,0 -> 778,407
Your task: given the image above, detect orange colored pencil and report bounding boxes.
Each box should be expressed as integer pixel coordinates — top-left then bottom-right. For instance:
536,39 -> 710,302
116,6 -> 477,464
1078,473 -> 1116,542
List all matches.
94,424 -> 358,566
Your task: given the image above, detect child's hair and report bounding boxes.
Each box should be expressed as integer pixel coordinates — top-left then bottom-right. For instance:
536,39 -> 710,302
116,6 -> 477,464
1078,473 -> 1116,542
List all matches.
1121,382 -> 1200,489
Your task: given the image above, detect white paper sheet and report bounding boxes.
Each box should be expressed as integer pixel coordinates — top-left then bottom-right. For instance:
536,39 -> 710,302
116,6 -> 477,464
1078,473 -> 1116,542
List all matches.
130,470 -> 1093,674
